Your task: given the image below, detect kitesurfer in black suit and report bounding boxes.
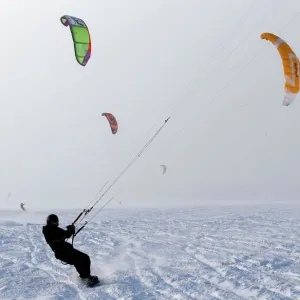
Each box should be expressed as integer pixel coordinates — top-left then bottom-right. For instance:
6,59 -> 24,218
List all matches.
42,214 -> 98,286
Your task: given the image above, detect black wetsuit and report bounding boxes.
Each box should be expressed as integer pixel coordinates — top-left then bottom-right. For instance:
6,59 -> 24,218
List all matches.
42,224 -> 91,278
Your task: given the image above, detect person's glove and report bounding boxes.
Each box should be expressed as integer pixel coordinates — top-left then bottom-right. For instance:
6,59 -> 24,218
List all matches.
66,224 -> 75,234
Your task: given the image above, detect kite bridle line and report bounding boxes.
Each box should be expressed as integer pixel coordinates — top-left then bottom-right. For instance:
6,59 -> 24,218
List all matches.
71,117 -> 170,244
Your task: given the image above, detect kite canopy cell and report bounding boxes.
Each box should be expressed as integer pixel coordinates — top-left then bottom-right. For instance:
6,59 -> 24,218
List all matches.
61,15 -> 91,66
102,113 -> 118,134
261,32 -> 300,106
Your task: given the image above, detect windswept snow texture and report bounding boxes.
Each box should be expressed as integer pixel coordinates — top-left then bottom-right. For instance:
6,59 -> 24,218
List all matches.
1,206 -> 300,300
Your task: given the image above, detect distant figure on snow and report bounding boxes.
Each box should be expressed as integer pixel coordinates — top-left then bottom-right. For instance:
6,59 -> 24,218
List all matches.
42,214 -> 99,286
20,203 -> 26,211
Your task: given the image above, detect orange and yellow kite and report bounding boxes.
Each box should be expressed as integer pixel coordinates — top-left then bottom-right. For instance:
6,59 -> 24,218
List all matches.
261,33 -> 300,106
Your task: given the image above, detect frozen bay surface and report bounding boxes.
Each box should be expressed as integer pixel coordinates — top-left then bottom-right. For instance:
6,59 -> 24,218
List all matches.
1,205 -> 300,299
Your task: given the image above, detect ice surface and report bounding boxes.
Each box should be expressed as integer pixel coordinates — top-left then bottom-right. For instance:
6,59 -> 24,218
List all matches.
1,206 -> 300,299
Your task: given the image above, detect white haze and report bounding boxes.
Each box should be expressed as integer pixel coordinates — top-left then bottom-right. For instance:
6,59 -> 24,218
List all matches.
0,0 -> 300,210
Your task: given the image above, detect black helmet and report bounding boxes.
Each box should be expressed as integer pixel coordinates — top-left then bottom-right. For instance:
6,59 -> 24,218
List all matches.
47,214 -> 59,226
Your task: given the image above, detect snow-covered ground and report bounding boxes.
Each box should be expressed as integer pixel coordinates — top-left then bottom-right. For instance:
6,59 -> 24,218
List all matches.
1,205 -> 300,300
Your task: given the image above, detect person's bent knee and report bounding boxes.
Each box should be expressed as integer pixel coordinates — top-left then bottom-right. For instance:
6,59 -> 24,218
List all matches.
85,254 -> 91,264
81,253 -> 90,264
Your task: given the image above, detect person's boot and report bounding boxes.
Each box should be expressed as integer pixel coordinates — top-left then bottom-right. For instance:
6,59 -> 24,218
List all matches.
88,275 -> 99,286
81,275 -> 99,287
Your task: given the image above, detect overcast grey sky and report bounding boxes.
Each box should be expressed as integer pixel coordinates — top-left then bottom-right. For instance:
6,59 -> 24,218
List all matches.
1,0 -> 300,210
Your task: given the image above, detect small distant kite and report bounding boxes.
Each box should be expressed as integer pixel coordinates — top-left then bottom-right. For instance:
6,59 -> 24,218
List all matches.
261,32 -> 300,106
61,15 -> 92,66
20,203 -> 26,211
160,165 -> 167,175
7,192 -> 11,199
102,113 -> 118,134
